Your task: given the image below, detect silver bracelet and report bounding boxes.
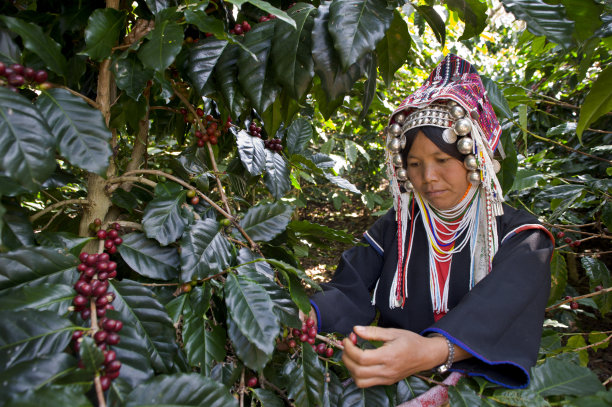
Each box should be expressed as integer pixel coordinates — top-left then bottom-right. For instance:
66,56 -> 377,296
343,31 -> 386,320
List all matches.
436,336 -> 455,374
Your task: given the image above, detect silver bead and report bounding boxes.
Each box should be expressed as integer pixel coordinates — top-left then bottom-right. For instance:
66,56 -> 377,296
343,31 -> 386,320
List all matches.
456,137 -> 473,155
389,137 -> 402,153
393,154 -> 403,167
404,180 -> 413,191
454,118 -> 472,136
464,154 -> 478,170
492,159 -> 501,174
442,128 -> 457,144
447,100 -> 458,107
467,170 -> 481,184
396,168 -> 408,181
394,112 -> 406,125
450,105 -> 465,120
389,123 -> 401,136
400,134 -> 407,149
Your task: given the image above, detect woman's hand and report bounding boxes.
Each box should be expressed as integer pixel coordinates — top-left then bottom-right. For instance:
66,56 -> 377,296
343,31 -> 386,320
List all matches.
341,325 -> 449,388
298,308 -> 318,330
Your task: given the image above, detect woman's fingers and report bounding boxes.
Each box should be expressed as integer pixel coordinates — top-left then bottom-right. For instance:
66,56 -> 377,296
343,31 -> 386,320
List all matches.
353,325 -> 403,342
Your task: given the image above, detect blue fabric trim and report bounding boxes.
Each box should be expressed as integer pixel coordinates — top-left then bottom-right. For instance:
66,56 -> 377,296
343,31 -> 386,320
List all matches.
363,231 -> 384,256
421,327 -> 530,389
310,300 -> 322,334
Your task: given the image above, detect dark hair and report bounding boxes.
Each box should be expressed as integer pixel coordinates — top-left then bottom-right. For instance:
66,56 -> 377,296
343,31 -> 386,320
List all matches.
401,126 -> 464,162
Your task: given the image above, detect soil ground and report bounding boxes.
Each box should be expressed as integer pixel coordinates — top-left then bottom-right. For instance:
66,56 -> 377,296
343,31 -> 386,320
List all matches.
298,198 -> 612,388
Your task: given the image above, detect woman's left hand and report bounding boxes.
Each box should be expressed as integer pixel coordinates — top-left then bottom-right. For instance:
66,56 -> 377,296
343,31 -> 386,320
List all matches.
341,325 -> 447,388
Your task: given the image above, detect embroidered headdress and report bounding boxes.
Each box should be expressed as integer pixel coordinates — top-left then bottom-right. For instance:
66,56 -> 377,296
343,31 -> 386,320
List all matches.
383,54 -> 505,311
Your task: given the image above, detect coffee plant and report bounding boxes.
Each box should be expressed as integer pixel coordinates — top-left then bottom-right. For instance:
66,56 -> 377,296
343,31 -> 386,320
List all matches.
0,0 -> 610,406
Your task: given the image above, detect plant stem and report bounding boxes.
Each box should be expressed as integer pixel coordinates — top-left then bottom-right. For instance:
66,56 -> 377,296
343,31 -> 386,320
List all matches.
107,176 -> 157,189
572,332 -> 612,352
54,85 -> 100,109
546,287 -> 612,311
30,199 -> 89,222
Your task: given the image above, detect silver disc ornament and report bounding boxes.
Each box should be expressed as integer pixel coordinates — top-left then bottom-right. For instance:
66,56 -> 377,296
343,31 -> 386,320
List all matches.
456,137 -> 473,155
454,118 -> 472,136
464,154 -> 478,171
389,137 -> 402,153
394,112 -> 406,125
404,180 -> 414,191
442,128 -> 457,144
396,168 -> 408,181
450,105 -> 465,120
468,170 -> 481,184
389,123 -> 402,136
393,154 -> 403,167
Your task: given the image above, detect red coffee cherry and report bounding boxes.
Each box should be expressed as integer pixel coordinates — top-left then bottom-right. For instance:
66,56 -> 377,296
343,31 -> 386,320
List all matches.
349,332 -> 358,345
247,376 -> 258,387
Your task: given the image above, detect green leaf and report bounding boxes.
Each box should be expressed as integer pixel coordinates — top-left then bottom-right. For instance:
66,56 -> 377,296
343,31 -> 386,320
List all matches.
324,173 -> 361,194
262,257 -> 320,290
0,354 -> 75,401
188,38 -> 229,96
227,316 -> 271,370
530,357 -> 605,397
561,0 -> 604,41
238,202 -> 294,242
3,384 -> 93,407
0,16 -> 67,77
112,53 -> 154,101
340,381 -> 389,406
602,202 -> 612,232
0,309 -> 74,370
34,232 -> 92,258
118,232 -> 180,280
577,65 -> 612,139
548,251 -> 567,305
252,388 -> 284,407
396,376 -> 430,403
1,205 -> 35,250
286,271 -> 312,313
415,6 -> 446,46
289,220 -> 356,245
110,279 -> 183,374
482,76 -> 513,120
328,0 -> 393,71
448,380 -> 485,406
138,19 -> 183,72
184,9 -> 226,37
500,0 -> 574,49
446,0 -> 488,40
225,273 -> 279,355
312,3 -> 370,102
581,257 -> 612,315
79,336 -> 104,373
0,88 -> 56,195
125,373 -> 237,407
286,118 -> 313,156
0,246 -> 78,291
82,8 -> 126,61
183,316 -> 226,373
225,0 -> 296,29
215,44 -> 247,119
0,28 -> 20,64
111,187 -> 141,214
570,390 -> 612,407
180,218 -> 233,282
511,169 -> 543,191
237,22 -> 281,113
496,132 -> 517,194
37,88 -> 112,176
264,150 -> 292,199
359,52 -> 377,123
270,3 -> 316,100
282,345 -> 325,407
142,182 -> 191,246
377,10 -> 411,88
235,129 -> 266,176
0,283 -> 74,314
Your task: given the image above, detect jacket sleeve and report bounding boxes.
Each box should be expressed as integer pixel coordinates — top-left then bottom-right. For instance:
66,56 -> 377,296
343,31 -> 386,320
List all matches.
422,228 -> 554,388
310,209 -> 396,335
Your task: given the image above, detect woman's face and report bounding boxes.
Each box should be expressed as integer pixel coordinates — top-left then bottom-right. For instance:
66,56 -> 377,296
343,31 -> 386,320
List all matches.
406,131 -> 470,210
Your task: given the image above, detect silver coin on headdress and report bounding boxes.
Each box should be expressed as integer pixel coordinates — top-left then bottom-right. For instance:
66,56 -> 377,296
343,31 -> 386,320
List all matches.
396,168 -> 408,181
454,118 -> 472,136
392,154 -> 403,167
450,105 -> 465,120
404,180 -> 413,191
457,137 -> 473,155
442,128 -> 457,144
389,123 -> 401,136
394,112 -> 406,125
389,137 -> 402,153
464,154 -> 478,170
468,170 -> 481,184
492,159 -> 501,174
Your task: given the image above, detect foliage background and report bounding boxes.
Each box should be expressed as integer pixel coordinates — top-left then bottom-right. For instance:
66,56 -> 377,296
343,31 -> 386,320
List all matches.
0,0 -> 610,406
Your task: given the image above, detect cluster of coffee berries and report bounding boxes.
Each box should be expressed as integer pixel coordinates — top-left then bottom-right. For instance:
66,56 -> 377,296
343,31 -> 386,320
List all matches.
264,138 -> 283,152
258,13 -> 279,22
290,317 -> 335,358
96,222 -> 123,254
0,62 -> 49,92
195,115 -> 220,146
248,121 -> 263,138
564,295 -> 579,310
74,252 -> 118,319
186,189 -> 199,205
229,21 -> 252,35
557,231 -> 581,248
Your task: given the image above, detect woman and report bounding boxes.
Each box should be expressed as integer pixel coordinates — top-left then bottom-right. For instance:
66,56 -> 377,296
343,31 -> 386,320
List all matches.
307,54 -> 554,389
